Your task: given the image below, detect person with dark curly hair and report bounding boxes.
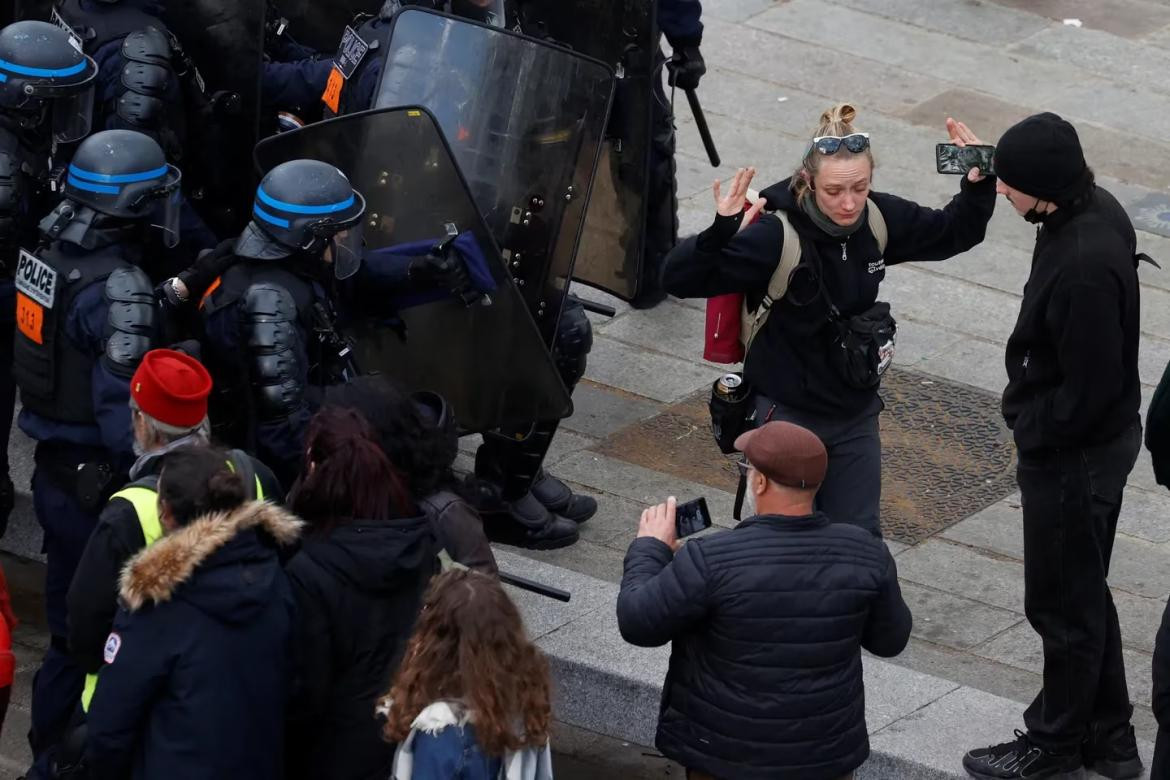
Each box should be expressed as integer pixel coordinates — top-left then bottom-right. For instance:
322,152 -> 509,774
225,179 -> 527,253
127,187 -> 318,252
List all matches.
284,406 -> 440,780
326,376 -> 498,574
382,569 -> 553,780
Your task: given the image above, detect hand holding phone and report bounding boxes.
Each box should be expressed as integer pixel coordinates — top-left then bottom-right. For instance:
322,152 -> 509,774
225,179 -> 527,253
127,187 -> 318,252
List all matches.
936,143 -> 996,176
675,497 -> 713,539
940,117 -> 991,181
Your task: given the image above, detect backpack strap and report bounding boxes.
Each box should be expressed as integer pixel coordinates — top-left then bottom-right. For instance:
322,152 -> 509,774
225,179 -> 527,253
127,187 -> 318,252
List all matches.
225,450 -> 263,501
866,198 -> 888,254
739,210 -> 802,356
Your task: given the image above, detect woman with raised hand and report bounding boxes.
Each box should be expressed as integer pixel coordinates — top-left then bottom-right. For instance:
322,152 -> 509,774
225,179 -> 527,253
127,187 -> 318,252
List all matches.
664,103 -> 995,536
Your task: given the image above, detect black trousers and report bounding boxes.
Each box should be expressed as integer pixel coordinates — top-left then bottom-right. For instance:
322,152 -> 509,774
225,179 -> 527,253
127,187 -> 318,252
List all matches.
1019,422 -> 1141,752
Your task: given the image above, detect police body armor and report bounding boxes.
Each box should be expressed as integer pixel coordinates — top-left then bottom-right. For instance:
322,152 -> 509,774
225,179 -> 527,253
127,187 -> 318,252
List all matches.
321,13 -> 392,119
0,124 -> 49,266
201,259 -> 337,447
13,245 -> 153,423
53,0 -> 188,160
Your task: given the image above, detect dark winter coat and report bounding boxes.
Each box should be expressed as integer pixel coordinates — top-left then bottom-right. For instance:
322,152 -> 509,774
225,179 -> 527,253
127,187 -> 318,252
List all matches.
67,444 -> 283,674
616,514 -> 912,780
420,490 -> 498,575
284,514 -> 439,780
1001,186 -> 1141,454
662,177 -> 996,417
85,501 -> 302,780
1153,599 -> 1170,778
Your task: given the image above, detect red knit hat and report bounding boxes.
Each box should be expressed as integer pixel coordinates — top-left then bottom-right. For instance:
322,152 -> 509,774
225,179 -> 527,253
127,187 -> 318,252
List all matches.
130,349 -> 213,428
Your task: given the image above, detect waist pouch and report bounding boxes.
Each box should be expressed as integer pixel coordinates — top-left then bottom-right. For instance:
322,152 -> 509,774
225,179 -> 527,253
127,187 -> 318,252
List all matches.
830,301 -> 897,390
35,450 -> 119,513
708,373 -> 753,454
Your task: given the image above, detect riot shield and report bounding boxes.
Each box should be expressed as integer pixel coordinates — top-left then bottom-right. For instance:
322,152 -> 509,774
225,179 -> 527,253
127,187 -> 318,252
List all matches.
254,106 -> 572,430
162,0 -> 266,234
373,8 -> 613,343
511,0 -> 657,301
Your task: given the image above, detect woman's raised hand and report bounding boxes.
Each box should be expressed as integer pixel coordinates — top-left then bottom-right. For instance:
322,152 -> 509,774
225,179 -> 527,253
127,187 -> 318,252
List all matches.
713,167 -> 757,217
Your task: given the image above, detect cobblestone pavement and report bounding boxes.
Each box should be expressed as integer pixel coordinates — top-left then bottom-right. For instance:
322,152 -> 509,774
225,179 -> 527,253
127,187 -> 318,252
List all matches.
5,0 -> 1170,773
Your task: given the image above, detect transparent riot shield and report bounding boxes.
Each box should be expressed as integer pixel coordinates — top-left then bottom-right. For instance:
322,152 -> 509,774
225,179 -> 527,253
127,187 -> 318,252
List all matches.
254,106 -> 572,430
373,8 -> 613,343
162,0 -> 266,234
510,0 -> 657,301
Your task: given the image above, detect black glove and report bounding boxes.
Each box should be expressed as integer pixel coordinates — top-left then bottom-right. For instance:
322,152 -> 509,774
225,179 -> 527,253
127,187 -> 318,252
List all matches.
408,250 -> 476,302
668,45 -> 705,91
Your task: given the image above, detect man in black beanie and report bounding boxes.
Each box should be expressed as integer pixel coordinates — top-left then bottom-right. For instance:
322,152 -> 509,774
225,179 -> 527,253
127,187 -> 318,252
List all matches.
963,113 -> 1143,780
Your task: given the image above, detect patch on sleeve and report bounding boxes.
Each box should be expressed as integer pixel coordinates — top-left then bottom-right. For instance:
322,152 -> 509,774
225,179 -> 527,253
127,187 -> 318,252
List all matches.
103,632 -> 121,664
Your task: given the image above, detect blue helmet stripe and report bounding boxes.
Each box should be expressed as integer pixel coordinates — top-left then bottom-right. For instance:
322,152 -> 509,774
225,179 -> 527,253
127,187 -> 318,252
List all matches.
68,164 -> 168,184
256,186 -> 354,216
67,175 -> 118,195
254,204 -> 290,229
0,57 -> 87,78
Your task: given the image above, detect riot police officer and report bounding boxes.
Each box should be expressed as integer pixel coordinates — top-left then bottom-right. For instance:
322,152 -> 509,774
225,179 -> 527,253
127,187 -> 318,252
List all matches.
0,20 -> 98,537
200,158 -> 477,486
14,128 -> 179,776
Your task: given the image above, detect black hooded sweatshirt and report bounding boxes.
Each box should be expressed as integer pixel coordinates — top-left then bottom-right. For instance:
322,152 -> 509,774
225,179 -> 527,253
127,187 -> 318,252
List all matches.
284,514 -> 439,780
1001,186 -> 1141,454
663,176 -> 996,417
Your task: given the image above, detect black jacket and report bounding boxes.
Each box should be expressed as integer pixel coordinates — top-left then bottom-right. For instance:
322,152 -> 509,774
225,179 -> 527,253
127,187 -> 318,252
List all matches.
663,177 -> 996,416
1001,187 -> 1141,454
1153,599 -> 1170,777
616,514 -> 912,780
284,514 -> 439,780
66,445 -> 284,674
85,501 -> 302,780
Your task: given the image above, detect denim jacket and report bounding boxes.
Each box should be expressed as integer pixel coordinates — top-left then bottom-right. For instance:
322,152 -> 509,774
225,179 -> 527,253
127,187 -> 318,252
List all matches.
391,701 -> 553,780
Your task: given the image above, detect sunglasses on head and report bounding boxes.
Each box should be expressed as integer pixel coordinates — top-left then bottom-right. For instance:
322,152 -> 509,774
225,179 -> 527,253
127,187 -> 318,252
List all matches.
736,459 -> 751,478
811,133 -> 871,156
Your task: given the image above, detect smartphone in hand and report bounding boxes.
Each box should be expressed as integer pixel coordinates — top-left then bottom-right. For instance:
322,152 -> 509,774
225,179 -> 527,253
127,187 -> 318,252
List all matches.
936,143 -> 995,176
675,497 -> 713,539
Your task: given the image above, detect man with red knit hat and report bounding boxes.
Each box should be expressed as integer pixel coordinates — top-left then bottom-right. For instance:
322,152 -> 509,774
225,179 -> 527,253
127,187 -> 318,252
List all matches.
64,349 -> 283,719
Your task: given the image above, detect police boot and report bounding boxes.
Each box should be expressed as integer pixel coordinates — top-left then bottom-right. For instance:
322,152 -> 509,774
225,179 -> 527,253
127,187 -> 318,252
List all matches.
472,442 -> 579,550
531,469 -> 596,523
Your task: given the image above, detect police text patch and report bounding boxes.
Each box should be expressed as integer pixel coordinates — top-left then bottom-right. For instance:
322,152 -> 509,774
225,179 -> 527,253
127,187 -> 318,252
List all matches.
15,250 -> 57,308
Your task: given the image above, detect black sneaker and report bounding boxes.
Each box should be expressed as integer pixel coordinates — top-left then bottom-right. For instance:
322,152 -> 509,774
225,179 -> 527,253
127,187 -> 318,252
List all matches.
532,470 -> 597,524
963,730 -> 1082,779
1083,723 -> 1142,779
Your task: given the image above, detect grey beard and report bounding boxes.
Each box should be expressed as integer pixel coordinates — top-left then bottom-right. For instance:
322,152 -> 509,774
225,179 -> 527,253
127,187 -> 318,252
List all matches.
132,437 -> 146,458
742,487 -> 758,518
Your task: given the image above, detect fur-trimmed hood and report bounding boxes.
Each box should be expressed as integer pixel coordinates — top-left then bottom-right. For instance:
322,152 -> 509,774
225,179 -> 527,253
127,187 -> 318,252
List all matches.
120,500 -> 303,613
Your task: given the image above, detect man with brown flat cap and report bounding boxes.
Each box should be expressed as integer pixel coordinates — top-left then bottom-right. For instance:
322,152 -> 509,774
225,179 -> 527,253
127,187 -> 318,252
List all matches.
616,421 -> 912,780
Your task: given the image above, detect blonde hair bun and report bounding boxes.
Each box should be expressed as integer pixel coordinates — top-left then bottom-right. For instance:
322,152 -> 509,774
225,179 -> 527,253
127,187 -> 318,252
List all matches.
817,103 -> 858,136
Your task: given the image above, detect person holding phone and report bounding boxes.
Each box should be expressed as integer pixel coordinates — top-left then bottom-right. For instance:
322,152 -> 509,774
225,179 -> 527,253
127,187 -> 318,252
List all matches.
616,421 -> 911,780
663,104 -> 997,536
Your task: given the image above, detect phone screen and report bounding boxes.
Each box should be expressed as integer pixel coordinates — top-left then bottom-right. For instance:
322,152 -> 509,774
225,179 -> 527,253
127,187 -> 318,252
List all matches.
936,143 -> 996,176
675,497 -> 712,539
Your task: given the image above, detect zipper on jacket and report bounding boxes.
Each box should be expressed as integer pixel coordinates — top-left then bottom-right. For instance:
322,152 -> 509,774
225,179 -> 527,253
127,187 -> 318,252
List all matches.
841,241 -> 848,262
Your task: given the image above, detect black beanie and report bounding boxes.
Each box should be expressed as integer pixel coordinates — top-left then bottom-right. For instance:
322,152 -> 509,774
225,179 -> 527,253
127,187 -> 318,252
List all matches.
994,112 -> 1090,203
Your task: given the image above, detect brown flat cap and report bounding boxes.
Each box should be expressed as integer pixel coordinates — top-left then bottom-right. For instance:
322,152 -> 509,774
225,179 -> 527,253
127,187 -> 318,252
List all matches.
734,421 -> 827,489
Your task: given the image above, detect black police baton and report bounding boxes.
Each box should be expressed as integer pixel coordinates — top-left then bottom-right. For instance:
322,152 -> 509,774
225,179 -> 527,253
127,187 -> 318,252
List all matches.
498,570 -> 571,602
685,88 -> 721,168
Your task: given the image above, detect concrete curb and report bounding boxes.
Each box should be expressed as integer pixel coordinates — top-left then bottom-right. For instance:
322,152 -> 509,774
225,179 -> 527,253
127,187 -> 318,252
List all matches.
494,549 -> 1155,779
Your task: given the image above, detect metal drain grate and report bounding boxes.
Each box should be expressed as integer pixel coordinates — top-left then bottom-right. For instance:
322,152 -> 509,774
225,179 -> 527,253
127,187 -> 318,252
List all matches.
593,367 -> 1017,544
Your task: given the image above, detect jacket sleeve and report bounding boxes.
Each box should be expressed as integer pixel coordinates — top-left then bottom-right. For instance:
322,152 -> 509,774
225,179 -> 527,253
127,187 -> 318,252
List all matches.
66,283 -> 135,463
1154,600 -> 1170,727
658,0 -> 703,47
1011,273 -> 1128,453
261,57 -> 334,114
67,503 -> 143,674
662,212 -> 786,299
85,609 -> 173,780
433,498 -> 498,576
616,537 -> 711,647
861,551 -> 913,657
877,176 -> 996,267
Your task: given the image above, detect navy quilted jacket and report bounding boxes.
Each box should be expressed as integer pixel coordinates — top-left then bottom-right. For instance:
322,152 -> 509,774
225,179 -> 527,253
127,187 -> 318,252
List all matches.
616,513 -> 912,780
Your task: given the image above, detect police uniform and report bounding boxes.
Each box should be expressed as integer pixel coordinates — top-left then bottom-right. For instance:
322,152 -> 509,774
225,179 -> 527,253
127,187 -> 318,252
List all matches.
15,128 -> 180,772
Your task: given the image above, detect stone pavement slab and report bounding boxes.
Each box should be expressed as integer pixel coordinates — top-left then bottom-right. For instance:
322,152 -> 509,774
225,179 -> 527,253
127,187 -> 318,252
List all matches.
896,540 -> 1025,613
825,0 -> 1050,44
985,0 -> 1170,39
559,381 -> 663,440
1009,24 -> 1170,97
899,582 -> 1023,651
582,335 -> 713,403
915,337 -> 1009,396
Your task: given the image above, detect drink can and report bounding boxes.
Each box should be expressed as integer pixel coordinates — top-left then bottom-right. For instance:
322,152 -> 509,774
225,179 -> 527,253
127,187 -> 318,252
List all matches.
715,372 -> 745,400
